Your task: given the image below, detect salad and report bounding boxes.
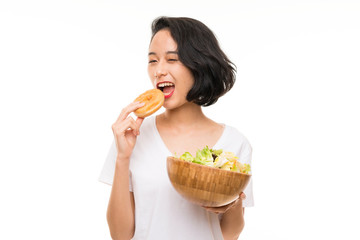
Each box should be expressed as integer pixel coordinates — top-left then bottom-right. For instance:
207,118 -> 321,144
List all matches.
177,146 -> 251,174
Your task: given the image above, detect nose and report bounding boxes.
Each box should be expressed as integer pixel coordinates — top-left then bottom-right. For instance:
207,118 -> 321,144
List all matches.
154,60 -> 168,79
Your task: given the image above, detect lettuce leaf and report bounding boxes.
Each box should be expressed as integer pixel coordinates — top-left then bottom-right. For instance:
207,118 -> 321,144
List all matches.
240,163 -> 251,174
210,148 -> 223,157
180,152 -> 195,162
193,146 -> 214,167
176,146 -> 251,174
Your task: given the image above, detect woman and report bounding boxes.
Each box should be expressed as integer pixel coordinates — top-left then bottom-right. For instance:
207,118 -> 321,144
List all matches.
99,17 -> 254,240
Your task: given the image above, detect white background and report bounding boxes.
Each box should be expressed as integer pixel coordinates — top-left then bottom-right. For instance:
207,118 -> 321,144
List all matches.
1,0 -> 359,239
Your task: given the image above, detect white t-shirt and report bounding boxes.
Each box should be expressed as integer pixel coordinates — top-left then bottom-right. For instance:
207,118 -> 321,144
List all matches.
99,115 -> 254,240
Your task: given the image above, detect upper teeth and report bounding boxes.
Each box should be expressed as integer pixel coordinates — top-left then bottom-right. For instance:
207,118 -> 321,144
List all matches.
158,82 -> 174,87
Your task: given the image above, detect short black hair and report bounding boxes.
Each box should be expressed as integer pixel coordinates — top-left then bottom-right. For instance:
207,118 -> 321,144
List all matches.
151,16 -> 236,106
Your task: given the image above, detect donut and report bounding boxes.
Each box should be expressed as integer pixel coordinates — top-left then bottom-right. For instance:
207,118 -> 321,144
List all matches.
134,89 -> 164,118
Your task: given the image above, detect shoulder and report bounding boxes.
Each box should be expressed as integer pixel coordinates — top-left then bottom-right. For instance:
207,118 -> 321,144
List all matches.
221,124 -> 252,157
224,124 -> 251,145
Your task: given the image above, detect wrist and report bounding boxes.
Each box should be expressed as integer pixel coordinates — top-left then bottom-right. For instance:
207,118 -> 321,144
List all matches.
222,200 -> 244,218
116,156 -> 130,168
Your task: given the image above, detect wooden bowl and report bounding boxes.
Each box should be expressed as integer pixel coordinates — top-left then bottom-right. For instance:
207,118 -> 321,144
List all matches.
166,156 -> 251,207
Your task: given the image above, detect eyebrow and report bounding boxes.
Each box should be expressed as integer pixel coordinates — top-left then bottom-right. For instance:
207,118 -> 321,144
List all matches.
148,51 -> 179,56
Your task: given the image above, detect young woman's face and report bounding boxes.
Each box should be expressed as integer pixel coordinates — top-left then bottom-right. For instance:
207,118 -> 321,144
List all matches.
148,29 -> 194,110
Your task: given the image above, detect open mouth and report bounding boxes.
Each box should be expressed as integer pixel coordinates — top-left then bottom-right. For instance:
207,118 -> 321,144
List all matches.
157,82 -> 175,99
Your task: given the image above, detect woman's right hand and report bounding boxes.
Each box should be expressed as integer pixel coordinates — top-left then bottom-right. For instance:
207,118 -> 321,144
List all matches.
112,101 -> 145,161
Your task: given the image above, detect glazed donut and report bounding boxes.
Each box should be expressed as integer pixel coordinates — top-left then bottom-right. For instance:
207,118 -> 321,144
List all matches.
134,89 -> 164,118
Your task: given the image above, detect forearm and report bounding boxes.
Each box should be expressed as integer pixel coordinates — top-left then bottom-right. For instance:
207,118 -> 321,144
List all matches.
107,158 -> 135,240
220,203 -> 245,240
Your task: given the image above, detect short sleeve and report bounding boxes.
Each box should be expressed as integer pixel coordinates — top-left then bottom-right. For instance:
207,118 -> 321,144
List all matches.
98,141 -> 133,191
239,143 -> 254,207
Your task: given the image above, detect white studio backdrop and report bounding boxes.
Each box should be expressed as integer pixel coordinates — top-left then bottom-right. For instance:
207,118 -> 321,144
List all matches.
0,0 -> 359,239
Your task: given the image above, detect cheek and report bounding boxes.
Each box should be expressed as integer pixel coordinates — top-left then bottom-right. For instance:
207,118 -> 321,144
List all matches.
185,81 -> 193,94
185,72 -> 195,91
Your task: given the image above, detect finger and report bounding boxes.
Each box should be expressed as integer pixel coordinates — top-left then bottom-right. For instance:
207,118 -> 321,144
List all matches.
240,192 -> 246,200
124,117 -> 138,135
204,200 -> 235,210
202,207 -> 222,214
135,117 -> 144,135
202,204 -> 231,214
113,116 -> 138,136
116,101 -> 145,123
204,207 -> 228,214
203,197 -> 243,213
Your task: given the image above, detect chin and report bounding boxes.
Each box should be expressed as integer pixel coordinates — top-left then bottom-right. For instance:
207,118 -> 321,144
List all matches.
164,100 -> 194,111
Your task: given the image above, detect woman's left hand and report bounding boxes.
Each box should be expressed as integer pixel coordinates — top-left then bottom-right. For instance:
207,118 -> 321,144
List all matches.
202,192 -> 246,214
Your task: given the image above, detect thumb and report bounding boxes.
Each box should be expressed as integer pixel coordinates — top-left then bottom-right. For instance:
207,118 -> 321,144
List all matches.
239,192 -> 246,200
136,117 -> 144,126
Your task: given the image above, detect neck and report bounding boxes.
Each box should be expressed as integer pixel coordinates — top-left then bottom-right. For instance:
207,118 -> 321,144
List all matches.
159,102 -> 207,127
